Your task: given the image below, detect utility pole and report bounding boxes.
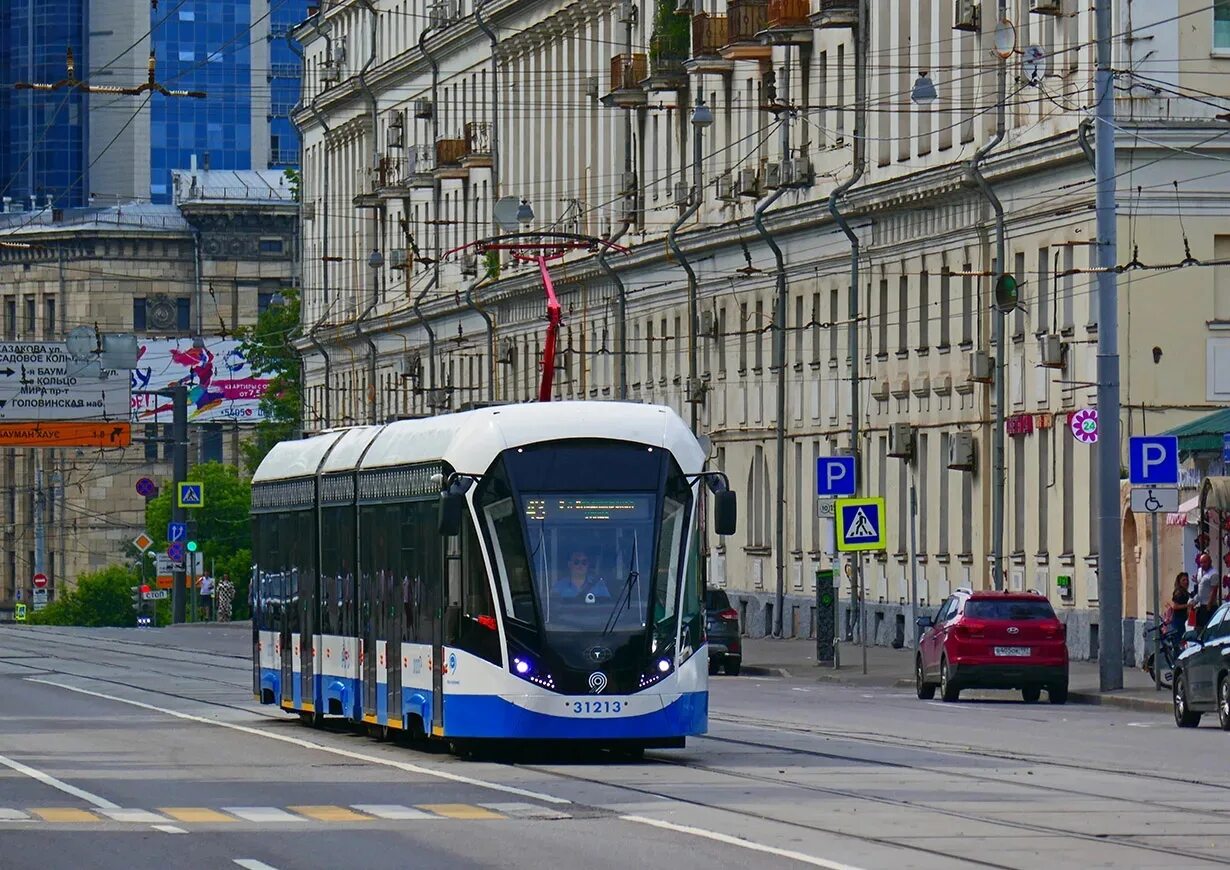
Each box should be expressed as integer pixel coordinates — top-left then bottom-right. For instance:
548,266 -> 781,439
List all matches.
1094,0 -> 1123,690
33,459 -> 45,583
171,384 -> 189,624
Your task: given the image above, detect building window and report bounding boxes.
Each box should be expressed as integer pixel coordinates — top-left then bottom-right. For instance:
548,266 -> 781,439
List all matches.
938,433 -> 950,557
24,297 -> 35,336
259,238 -> 285,255
961,265 -> 973,346
4,299 -> 14,340
43,299 -> 55,339
201,424 -> 223,463
918,434 -> 928,556
176,298 -> 191,331
918,271 -> 930,350
133,299 -> 147,331
939,268 -> 951,349
1217,0 -> 1230,51
877,279 -> 889,356
897,276 -> 908,354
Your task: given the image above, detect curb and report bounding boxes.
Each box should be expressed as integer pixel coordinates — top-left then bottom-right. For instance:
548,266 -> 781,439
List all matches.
1067,690 -> 1172,713
738,665 -> 793,678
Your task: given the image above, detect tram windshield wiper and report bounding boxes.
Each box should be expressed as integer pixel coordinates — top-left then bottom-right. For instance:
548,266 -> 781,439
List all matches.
602,534 -> 640,635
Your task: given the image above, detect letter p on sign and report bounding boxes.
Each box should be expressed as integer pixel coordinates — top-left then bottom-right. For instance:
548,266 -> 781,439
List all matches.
1128,436 -> 1179,487
816,456 -> 857,498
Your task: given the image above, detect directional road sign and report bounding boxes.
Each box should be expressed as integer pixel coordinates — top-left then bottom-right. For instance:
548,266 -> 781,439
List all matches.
0,421 -> 131,447
1129,436 -> 1179,486
177,482 -> 204,508
816,456 -> 857,497
0,342 -> 129,421
835,497 -> 887,552
167,522 -> 187,543
1130,487 -> 1180,514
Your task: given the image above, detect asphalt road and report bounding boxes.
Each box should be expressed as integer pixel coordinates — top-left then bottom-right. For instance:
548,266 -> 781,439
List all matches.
0,624 -> 1227,870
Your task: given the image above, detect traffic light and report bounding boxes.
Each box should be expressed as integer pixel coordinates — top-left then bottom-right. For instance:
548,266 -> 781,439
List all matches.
130,584 -> 143,611
994,273 -> 1020,313
186,539 -> 198,553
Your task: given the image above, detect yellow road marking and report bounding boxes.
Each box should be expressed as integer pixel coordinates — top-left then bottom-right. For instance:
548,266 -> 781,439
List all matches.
31,808 -> 97,822
419,803 -> 504,820
288,805 -> 372,822
159,808 -> 237,823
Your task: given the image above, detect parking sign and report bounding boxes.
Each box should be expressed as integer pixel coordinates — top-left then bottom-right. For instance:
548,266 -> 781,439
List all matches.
1128,436 -> 1179,487
816,456 -> 857,498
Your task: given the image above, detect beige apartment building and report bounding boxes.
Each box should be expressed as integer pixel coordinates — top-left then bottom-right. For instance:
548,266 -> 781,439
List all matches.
0,170 -> 297,616
296,0 -> 1230,657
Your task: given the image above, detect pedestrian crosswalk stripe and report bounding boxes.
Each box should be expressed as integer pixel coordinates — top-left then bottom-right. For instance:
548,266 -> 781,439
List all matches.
479,802 -> 571,819
350,804 -> 434,820
0,809 -> 29,821
223,807 -> 307,823
100,809 -> 167,824
32,808 -> 97,822
289,805 -> 372,822
419,803 -> 505,820
160,808 -> 237,823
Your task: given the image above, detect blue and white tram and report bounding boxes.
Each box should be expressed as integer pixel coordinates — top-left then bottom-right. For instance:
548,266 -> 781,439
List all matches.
250,402 -> 736,749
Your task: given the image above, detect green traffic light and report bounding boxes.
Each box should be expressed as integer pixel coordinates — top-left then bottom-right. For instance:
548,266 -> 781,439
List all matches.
186,540 -> 198,553
994,273 -> 1020,313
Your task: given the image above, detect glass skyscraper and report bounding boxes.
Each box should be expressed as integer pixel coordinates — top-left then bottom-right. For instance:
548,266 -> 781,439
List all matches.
0,0 -> 90,209
0,1 -> 305,208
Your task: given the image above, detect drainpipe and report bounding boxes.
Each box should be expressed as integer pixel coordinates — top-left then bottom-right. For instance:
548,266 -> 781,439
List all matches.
464,274 -> 495,403
667,151 -> 702,432
473,0 -> 500,399
356,0 -> 380,424
966,0 -> 1008,591
754,75 -> 791,638
420,25 -> 442,400
288,33 -> 310,435
308,12 -> 334,424
827,0 -> 867,669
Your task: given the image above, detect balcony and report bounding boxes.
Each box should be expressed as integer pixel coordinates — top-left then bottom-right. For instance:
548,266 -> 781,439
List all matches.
408,144 -> 434,189
353,155 -> 413,206
603,53 -> 648,108
761,0 -> 812,43
688,14 -> 732,74
463,121 -> 493,168
644,30 -> 689,91
721,0 -> 771,61
434,137 -> 468,179
809,0 -> 858,28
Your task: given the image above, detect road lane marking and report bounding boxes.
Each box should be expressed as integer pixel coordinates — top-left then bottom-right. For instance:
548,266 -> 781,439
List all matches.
160,807 -> 238,823
621,815 -> 870,870
0,809 -> 30,821
350,804 -> 435,820
420,803 -> 505,820
153,825 -> 187,834
0,751 -> 121,810
29,677 -> 570,806
288,805 -> 372,822
233,861 -> 281,870
99,809 -> 168,823
480,802 -> 572,819
31,808 -> 98,822
224,807 -> 307,823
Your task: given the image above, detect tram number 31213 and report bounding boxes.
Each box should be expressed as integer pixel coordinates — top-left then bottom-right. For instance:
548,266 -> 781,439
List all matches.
570,700 -> 625,714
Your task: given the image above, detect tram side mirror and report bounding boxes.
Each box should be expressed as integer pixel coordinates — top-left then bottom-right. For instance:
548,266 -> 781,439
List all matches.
438,492 -> 466,536
714,490 -> 737,536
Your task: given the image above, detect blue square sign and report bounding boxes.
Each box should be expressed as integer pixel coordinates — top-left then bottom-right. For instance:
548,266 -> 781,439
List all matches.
816,456 -> 857,497
167,522 -> 186,542
1128,436 -> 1179,486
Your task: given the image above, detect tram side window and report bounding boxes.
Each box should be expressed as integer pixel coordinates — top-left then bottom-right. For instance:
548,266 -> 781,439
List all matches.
478,465 -> 535,623
256,512 -> 284,633
412,500 -> 441,645
339,508 -> 356,639
280,512 -> 300,634
320,506 -> 347,637
358,505 -> 387,644
457,515 -> 500,666
681,530 -> 702,654
399,503 -> 418,645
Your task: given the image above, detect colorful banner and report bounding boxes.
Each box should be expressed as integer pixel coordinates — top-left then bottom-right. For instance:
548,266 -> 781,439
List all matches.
130,339 -> 276,424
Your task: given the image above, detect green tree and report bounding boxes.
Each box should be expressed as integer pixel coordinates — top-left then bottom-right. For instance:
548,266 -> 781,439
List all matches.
238,288 -> 302,473
146,462 -> 252,593
29,565 -> 141,627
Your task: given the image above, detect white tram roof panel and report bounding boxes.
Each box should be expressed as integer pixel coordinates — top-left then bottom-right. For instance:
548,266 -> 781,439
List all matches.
251,430 -> 346,483
360,402 -> 705,474
319,426 -> 383,474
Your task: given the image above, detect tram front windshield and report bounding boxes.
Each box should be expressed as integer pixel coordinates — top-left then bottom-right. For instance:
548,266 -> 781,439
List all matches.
478,442 -> 692,647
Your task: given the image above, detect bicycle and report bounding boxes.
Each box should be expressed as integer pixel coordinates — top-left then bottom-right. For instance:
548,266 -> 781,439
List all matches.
1142,622 -> 1179,690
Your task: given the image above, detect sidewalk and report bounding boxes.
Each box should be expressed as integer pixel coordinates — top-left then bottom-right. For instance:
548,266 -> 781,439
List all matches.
739,637 -> 1172,712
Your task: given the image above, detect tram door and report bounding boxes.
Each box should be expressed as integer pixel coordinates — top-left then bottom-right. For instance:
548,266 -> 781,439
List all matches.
280,568 -> 294,706
299,557 -> 315,709
386,569 -> 402,728
362,568 -> 380,720
434,534 -> 460,734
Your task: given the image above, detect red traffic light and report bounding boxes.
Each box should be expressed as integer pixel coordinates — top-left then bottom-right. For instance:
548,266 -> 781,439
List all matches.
140,585 -> 151,595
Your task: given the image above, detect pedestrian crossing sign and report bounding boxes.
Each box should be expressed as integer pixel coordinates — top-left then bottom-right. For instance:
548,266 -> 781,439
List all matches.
835,497 -> 887,552
177,482 -> 204,509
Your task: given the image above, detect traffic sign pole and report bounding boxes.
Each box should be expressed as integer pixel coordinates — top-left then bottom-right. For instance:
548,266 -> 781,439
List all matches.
1152,510 -> 1161,692
170,384 -> 188,624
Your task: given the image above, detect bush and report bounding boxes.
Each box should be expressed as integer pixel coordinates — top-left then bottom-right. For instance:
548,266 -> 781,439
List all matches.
28,565 -> 140,627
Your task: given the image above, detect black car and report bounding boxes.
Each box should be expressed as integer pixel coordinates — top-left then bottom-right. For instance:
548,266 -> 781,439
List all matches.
705,589 -> 741,676
1173,601 -> 1230,730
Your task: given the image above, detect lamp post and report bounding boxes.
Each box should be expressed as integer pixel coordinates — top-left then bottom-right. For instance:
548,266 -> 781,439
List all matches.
688,98 -> 712,434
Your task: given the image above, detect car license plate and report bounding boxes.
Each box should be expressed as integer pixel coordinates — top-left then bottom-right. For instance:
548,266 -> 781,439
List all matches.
994,646 -> 1030,657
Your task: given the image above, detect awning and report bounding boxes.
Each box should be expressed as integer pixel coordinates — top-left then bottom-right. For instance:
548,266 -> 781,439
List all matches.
1202,477 -> 1230,513
1168,495 -> 1200,526
1164,408 -> 1230,454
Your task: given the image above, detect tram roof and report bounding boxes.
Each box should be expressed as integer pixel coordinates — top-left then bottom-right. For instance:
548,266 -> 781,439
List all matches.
252,402 -> 704,484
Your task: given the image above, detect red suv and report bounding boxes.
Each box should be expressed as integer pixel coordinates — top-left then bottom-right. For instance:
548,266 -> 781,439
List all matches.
915,589 -> 1069,704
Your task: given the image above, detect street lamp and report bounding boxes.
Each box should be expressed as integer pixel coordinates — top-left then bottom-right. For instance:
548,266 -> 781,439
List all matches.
367,248 -> 384,270
911,72 -> 938,106
516,198 -> 534,227
691,98 -> 714,129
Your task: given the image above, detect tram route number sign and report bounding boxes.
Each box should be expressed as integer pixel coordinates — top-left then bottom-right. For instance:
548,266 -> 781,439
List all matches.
0,342 -> 130,422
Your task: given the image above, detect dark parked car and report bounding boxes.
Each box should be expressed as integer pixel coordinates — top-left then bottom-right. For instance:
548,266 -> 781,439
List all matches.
705,589 -> 741,676
1173,601 -> 1230,729
916,588 -> 1069,703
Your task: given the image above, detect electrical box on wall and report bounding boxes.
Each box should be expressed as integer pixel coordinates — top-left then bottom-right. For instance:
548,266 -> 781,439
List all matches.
1056,574 -> 1074,601
948,431 -> 975,471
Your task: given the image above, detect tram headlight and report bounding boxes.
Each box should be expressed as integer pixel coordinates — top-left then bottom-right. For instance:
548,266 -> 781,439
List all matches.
657,658 -> 671,674
514,656 -> 531,675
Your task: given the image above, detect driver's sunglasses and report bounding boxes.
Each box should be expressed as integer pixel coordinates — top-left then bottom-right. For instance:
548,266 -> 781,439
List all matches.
570,558 -> 588,566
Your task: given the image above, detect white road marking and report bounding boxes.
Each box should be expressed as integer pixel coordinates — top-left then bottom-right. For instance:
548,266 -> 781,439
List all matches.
790,687 -> 812,693
28,678 -> 571,805
224,807 -> 308,823
0,750 -> 120,809
100,809 -> 167,823
233,860 -> 281,870
0,809 -> 30,821
479,802 -> 571,819
350,804 -> 434,820
1126,722 -> 1160,728
621,815 -> 869,870
153,824 -> 187,834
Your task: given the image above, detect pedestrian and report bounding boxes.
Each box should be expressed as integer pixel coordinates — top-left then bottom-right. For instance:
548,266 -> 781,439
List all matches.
197,571 -> 214,621
1166,572 -> 1190,655
1194,553 -> 1218,631
215,573 -> 235,622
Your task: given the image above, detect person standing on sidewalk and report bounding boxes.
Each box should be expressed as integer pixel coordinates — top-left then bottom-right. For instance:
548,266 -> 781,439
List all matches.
1167,572 -> 1190,655
215,573 -> 235,622
197,571 -> 215,621
1194,553 -> 1218,631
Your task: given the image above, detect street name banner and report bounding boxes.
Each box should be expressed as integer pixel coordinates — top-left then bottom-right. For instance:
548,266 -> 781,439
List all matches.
130,339 -> 276,424
0,342 -> 130,421
0,421 -> 131,447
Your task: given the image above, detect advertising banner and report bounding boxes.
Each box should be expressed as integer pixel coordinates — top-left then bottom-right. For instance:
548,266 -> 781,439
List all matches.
130,339 -> 275,424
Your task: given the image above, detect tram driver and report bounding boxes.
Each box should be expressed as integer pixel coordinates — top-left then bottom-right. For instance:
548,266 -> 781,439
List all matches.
552,548 -> 612,604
